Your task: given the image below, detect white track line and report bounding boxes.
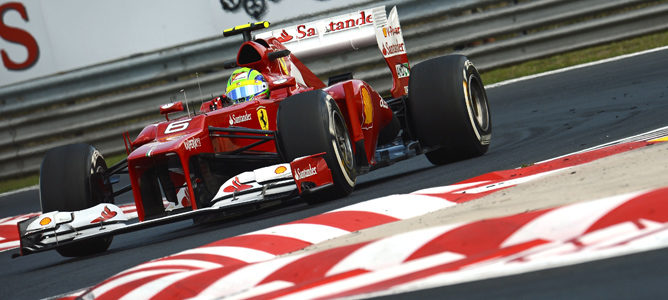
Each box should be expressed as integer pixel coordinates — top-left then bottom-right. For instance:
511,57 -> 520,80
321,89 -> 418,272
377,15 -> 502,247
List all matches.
0,185 -> 38,198
535,125 -> 668,164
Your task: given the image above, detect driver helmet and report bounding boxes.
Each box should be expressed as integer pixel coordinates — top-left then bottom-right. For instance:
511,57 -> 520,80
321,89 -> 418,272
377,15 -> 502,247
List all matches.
226,67 -> 269,104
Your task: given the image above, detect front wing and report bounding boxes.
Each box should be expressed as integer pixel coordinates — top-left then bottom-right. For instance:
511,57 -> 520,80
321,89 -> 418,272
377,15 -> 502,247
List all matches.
15,153 -> 333,257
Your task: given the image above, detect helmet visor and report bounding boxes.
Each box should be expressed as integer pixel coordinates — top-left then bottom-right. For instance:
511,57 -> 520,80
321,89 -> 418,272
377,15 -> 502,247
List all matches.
227,82 -> 267,102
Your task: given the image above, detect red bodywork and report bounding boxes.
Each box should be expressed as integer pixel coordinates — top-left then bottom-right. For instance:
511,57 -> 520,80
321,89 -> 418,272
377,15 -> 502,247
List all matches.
125,37 -> 397,221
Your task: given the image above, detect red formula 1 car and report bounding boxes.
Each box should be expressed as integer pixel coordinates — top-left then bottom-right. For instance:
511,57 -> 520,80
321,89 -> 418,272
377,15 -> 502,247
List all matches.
17,6 -> 491,257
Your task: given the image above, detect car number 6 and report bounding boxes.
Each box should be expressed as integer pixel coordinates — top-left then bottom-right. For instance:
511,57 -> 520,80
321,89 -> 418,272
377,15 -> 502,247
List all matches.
165,119 -> 190,134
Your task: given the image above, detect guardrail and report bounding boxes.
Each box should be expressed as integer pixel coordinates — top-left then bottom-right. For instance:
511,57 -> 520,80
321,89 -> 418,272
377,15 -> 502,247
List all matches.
1,0 -> 667,180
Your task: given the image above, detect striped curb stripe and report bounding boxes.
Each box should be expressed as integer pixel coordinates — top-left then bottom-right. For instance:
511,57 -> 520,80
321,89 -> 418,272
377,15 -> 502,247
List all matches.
203,188 -> 668,299
71,137 -> 665,299
82,195 -> 456,300
412,141 -> 650,203
323,190 -> 668,299
0,214 -> 39,252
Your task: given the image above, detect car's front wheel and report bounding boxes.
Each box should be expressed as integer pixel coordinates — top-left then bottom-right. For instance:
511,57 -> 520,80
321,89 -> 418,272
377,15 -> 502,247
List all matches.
277,90 -> 356,200
40,143 -> 114,257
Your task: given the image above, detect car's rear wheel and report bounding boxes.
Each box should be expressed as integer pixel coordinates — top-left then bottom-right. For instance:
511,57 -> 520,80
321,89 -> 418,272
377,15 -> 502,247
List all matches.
407,54 -> 491,165
40,143 -> 114,257
277,90 -> 356,200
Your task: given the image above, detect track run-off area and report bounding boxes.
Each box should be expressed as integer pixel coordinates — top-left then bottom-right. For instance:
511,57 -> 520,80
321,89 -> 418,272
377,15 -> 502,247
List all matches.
1,46 -> 668,299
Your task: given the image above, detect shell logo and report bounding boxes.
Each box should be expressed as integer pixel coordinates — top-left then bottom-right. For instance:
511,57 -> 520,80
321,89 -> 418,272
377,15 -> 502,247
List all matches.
275,166 -> 287,174
39,217 -> 52,226
361,86 -> 373,128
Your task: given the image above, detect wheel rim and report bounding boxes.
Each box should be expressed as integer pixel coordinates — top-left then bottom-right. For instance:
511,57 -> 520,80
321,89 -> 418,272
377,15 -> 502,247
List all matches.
90,161 -> 112,204
333,111 -> 354,171
468,76 -> 490,132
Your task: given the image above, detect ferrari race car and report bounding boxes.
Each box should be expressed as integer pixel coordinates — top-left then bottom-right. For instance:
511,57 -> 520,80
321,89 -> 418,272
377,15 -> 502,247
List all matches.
16,6 -> 491,258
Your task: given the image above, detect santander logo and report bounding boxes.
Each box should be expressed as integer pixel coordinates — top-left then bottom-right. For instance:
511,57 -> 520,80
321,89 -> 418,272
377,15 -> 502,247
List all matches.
90,206 -> 118,224
222,177 -> 252,193
277,29 -> 293,43
325,10 -> 372,33
229,112 -> 252,125
274,10 -> 373,44
294,164 -> 317,180
382,42 -> 405,56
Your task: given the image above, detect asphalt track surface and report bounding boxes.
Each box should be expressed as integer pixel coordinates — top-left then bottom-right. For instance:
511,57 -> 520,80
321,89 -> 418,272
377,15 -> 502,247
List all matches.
1,48 -> 667,299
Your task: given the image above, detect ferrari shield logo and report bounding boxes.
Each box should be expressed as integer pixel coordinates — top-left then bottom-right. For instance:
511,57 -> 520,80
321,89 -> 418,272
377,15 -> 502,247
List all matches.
256,107 -> 269,130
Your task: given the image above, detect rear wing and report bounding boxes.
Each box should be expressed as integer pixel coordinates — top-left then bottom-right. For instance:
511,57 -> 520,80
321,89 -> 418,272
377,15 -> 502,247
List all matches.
255,6 -> 409,98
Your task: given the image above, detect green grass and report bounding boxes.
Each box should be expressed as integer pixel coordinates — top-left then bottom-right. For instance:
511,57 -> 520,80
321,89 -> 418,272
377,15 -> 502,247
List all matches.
0,175 -> 40,194
0,152 -> 129,195
106,152 -> 129,166
1,30 -> 668,194
481,30 -> 668,84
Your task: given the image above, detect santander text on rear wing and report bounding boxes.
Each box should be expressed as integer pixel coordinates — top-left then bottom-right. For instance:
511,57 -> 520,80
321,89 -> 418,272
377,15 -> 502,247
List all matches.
255,6 -> 409,98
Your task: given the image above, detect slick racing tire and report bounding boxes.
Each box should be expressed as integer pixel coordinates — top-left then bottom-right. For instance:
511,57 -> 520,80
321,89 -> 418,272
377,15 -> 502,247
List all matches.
277,90 -> 356,199
407,55 -> 491,165
40,143 -> 114,257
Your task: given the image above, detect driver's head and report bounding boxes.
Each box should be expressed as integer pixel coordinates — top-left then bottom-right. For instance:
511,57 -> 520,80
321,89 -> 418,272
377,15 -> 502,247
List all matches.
226,67 -> 269,104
